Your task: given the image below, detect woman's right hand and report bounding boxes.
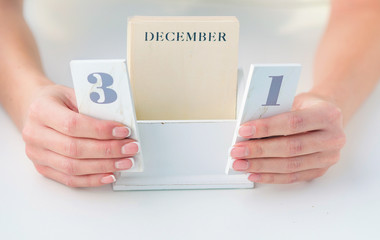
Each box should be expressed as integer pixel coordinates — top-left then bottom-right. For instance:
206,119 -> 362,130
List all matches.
22,84 -> 139,187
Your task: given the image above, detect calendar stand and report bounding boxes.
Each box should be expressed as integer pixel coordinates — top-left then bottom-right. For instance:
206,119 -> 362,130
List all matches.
71,61 -> 300,191
113,120 -> 252,190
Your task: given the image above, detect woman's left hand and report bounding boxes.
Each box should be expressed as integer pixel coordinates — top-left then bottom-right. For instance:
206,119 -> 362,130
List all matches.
230,92 -> 346,184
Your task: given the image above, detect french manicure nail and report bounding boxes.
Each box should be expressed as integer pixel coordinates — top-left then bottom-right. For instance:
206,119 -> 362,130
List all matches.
233,160 -> 249,171
121,142 -> 140,155
238,125 -> 255,138
229,146 -> 249,158
112,126 -> 131,138
101,175 -> 116,184
115,158 -> 134,170
248,173 -> 261,182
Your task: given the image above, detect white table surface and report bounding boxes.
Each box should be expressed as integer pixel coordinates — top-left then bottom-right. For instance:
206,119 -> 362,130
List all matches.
2,1 -> 380,239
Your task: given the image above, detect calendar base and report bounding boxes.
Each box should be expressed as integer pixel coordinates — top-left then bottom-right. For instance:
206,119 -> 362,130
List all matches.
112,120 -> 254,191
113,175 -> 253,191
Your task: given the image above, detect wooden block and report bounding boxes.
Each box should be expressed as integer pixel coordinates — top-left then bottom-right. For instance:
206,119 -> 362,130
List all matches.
70,59 -> 143,172
127,16 -> 239,120
113,120 -> 253,191
226,64 -> 301,174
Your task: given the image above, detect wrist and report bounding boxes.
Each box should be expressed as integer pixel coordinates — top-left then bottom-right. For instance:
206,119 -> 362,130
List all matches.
306,86 -> 353,126
19,74 -> 54,125
307,87 -> 339,107
1,70 -> 53,130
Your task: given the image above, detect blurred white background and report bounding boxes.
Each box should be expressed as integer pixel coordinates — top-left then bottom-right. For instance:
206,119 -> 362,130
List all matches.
24,0 -> 330,94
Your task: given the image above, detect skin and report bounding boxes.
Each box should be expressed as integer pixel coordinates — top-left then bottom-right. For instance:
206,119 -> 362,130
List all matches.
0,0 -> 379,187
0,0 -> 138,187
232,0 -> 380,183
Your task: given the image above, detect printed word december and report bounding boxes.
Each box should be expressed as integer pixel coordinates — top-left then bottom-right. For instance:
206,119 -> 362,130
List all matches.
145,32 -> 227,42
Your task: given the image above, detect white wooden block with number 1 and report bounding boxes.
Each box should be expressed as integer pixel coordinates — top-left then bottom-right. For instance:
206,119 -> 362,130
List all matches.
70,59 -> 143,172
226,64 -> 301,175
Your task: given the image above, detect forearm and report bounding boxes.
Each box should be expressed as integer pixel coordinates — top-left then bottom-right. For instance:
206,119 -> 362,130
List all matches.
0,0 -> 52,129
311,0 -> 380,125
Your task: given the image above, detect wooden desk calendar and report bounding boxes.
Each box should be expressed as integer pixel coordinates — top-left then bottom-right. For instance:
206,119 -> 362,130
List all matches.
71,60 -> 301,191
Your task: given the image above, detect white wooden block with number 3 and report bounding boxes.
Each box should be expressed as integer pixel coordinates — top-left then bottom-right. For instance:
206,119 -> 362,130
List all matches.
226,64 -> 301,175
70,59 -> 143,172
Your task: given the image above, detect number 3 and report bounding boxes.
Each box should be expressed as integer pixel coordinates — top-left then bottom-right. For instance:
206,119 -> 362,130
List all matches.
87,72 -> 117,104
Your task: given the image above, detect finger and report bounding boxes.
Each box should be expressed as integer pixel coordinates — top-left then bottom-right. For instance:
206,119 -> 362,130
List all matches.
238,103 -> 342,139
28,148 -> 134,175
232,151 -> 340,173
33,126 -> 139,159
34,164 -> 116,187
247,168 -> 328,184
33,98 -> 131,139
230,130 -> 345,159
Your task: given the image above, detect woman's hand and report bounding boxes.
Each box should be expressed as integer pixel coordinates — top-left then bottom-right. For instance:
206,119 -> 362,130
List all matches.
230,92 -> 346,184
21,84 -> 139,187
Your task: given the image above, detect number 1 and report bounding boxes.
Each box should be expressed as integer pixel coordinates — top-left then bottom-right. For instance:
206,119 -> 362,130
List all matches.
262,75 -> 283,106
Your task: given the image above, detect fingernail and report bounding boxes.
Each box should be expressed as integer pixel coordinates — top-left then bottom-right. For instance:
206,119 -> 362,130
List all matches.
229,146 -> 249,158
233,160 -> 249,171
238,125 -> 255,138
101,175 -> 116,184
248,173 -> 261,182
115,158 -> 134,170
112,126 -> 131,138
121,142 -> 140,155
